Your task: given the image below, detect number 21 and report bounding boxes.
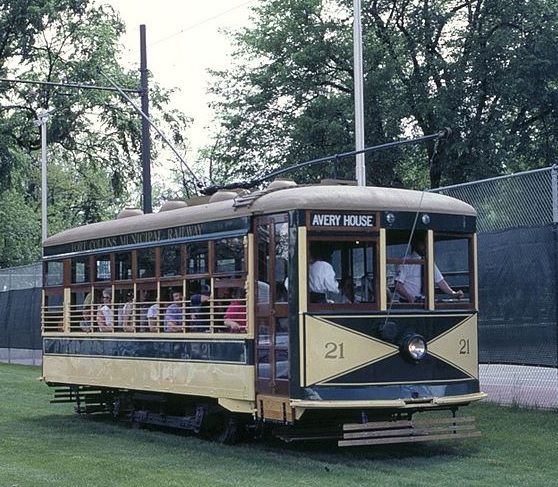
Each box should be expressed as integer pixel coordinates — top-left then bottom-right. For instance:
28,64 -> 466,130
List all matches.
325,342 -> 345,359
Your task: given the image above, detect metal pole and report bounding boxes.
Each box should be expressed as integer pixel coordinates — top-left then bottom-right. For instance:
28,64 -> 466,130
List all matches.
353,0 -> 366,186
35,110 -> 51,243
140,24 -> 152,213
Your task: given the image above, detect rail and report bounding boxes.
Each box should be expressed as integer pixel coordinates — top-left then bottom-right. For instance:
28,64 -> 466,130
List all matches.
42,298 -> 247,334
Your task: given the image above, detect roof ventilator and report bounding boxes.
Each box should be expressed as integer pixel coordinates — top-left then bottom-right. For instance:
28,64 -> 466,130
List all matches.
116,208 -> 144,219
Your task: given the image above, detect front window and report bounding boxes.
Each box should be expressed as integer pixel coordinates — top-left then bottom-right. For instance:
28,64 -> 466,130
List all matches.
386,230 -> 473,308
307,239 -> 376,305
387,230 -> 426,308
434,234 -> 472,306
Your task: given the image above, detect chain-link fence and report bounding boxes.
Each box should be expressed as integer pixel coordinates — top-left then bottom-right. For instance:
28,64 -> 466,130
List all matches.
0,263 -> 42,365
434,166 -> 558,409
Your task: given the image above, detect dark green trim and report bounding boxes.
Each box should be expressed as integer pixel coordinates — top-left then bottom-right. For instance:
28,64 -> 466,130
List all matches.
302,379 -> 479,401
43,337 -> 253,364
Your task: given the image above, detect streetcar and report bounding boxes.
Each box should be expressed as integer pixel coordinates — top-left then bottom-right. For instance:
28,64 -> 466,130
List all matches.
42,179 -> 485,446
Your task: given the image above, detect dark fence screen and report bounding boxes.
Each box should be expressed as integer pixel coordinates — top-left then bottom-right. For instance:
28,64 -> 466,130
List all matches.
435,167 -> 558,368
0,288 -> 42,350
478,226 -> 557,366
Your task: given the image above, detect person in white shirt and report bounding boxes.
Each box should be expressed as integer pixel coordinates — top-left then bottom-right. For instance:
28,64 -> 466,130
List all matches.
97,289 -> 114,332
119,291 -> 135,332
147,302 -> 160,332
308,245 -> 339,303
395,237 -> 463,303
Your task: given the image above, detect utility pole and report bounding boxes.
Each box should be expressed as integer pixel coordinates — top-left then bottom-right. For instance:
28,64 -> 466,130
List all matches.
34,109 -> 52,244
353,0 -> 366,186
140,24 -> 152,213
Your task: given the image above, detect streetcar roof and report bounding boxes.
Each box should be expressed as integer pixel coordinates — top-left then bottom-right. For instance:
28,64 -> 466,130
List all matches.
43,184 -> 475,248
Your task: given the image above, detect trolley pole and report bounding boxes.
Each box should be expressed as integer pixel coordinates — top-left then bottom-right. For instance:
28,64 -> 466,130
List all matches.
140,24 -> 152,213
353,0 -> 366,186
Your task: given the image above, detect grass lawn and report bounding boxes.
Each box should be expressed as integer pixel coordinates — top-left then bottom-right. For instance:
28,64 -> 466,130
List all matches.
0,363 -> 556,487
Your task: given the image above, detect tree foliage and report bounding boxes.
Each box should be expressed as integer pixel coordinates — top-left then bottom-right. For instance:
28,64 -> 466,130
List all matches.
207,0 -> 558,189
0,0 -> 191,267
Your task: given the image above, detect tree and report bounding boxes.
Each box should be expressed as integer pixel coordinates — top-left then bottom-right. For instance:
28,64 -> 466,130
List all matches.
206,0 -> 558,189
0,0 -> 191,266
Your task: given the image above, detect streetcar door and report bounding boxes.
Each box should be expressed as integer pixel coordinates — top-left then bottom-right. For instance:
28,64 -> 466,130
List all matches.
254,214 -> 290,396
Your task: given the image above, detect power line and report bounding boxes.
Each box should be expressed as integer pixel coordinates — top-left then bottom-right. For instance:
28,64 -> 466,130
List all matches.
149,0 -> 255,47
98,68 -> 204,191
0,77 -> 140,94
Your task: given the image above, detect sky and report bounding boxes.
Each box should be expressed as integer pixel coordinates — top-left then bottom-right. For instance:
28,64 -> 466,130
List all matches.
106,1 -> 256,178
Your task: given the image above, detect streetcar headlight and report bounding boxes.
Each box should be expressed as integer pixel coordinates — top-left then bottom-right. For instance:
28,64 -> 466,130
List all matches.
402,334 -> 427,361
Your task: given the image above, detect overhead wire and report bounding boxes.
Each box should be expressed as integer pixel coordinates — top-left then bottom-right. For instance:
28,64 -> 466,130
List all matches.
149,0 -> 256,48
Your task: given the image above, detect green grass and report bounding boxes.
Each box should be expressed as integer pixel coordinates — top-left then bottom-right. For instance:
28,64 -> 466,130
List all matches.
0,363 -> 556,487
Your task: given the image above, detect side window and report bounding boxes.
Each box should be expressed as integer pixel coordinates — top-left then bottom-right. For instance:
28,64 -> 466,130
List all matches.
161,245 -> 182,277
186,242 -> 208,275
137,248 -> 156,279
95,254 -> 111,282
71,256 -> 90,284
45,261 -> 64,287
115,252 -> 133,281
215,237 -> 244,274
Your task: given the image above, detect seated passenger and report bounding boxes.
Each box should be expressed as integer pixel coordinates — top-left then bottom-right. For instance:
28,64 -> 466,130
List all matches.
164,289 -> 184,332
97,289 -> 114,332
308,244 -> 339,303
189,285 -> 211,332
119,291 -> 135,332
79,292 -> 93,332
395,237 -> 464,303
224,288 -> 246,333
338,277 -> 353,303
147,302 -> 159,332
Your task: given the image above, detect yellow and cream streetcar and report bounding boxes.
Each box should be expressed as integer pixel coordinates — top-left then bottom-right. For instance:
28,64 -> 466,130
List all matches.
42,180 -> 485,445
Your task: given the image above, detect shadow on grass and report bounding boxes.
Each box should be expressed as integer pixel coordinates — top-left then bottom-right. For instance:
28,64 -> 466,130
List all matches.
21,410 -> 481,466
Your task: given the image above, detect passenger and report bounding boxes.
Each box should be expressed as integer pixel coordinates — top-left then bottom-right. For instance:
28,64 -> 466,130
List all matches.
308,244 -> 339,303
224,288 -> 246,333
137,289 -> 150,332
97,288 -> 114,332
164,289 -> 184,332
119,291 -> 134,332
395,236 -> 464,303
79,292 -> 93,332
189,285 -> 211,332
339,277 -> 353,303
147,302 -> 160,332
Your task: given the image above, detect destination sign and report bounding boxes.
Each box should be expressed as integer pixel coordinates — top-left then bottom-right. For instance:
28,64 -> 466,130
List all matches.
309,212 -> 375,229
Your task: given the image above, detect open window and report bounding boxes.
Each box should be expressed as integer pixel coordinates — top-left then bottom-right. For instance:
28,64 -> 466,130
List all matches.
386,230 -> 427,309
434,233 -> 474,308
307,238 -> 377,307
